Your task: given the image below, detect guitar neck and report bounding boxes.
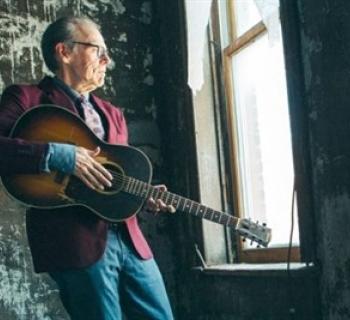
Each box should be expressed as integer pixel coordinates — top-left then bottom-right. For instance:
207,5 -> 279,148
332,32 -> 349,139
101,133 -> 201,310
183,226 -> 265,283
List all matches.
122,176 -> 239,229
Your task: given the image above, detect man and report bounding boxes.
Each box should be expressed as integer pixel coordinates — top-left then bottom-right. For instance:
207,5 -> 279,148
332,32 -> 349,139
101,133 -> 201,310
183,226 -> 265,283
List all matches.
0,16 -> 174,320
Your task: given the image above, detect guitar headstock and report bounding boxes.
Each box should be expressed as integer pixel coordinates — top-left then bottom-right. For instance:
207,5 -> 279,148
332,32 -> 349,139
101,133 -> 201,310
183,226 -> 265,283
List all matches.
236,218 -> 272,247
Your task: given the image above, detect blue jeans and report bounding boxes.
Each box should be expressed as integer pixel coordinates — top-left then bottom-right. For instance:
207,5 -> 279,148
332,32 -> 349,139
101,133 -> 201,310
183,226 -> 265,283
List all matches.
49,227 -> 174,320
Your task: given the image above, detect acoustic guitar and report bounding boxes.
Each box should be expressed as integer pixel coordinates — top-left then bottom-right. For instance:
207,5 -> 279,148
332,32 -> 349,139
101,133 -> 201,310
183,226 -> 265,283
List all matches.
1,105 -> 271,247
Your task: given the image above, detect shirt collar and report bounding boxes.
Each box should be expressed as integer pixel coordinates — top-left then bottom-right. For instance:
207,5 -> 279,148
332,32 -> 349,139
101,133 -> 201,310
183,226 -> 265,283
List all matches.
52,76 -> 90,102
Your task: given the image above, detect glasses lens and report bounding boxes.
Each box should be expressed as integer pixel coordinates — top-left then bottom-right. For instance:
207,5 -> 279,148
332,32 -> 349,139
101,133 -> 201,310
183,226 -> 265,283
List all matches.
99,46 -> 108,58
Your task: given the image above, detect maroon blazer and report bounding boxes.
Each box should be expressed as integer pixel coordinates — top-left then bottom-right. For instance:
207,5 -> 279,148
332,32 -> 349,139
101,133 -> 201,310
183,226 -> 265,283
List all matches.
0,76 -> 153,272
0,137 -> 48,174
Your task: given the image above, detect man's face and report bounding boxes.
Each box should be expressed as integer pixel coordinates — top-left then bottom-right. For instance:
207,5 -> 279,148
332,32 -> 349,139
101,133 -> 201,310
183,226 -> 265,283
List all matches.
62,23 -> 110,92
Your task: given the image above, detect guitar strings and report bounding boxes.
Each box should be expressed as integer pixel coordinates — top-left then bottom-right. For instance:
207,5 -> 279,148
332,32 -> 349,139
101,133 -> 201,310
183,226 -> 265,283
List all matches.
104,170 -> 231,214
88,170 -> 266,245
104,170 -> 236,222
104,170 -> 174,202
103,170 -> 210,210
106,170 -> 152,193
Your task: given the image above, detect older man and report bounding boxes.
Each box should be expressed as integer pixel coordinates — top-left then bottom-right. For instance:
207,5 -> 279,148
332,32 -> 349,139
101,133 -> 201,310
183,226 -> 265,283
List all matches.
0,17 -> 173,320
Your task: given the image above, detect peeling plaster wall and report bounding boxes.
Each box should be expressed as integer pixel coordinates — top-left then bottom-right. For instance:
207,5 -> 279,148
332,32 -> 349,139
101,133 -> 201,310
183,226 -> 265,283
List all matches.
0,192 -> 64,319
0,1 -> 177,319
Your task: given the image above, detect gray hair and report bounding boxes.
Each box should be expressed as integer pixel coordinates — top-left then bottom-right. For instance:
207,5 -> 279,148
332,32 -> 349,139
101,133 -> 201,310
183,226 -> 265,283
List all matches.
41,16 -> 100,73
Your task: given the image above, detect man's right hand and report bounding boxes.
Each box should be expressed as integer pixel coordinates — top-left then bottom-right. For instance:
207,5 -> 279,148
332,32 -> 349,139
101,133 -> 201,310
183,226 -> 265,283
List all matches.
74,146 -> 113,191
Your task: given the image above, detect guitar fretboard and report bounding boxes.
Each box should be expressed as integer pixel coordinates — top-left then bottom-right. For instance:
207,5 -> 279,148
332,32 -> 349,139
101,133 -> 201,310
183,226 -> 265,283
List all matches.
122,175 -> 239,229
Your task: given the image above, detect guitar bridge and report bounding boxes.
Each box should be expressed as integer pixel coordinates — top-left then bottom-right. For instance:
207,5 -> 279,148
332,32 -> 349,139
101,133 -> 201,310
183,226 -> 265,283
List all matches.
58,192 -> 75,204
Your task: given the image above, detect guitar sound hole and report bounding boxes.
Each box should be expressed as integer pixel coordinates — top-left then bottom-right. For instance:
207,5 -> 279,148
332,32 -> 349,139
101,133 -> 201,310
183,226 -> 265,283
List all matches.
66,162 -> 125,198
103,163 -> 124,193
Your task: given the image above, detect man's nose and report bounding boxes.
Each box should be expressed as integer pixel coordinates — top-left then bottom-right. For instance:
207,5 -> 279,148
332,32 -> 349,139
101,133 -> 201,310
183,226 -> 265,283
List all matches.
100,52 -> 111,65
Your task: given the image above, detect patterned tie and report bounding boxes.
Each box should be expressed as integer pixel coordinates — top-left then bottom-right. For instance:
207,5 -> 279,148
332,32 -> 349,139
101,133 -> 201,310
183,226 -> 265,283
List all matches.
79,95 -> 105,140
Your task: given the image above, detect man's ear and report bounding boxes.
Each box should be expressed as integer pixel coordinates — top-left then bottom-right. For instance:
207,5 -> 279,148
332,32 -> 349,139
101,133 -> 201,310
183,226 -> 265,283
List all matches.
55,42 -> 72,65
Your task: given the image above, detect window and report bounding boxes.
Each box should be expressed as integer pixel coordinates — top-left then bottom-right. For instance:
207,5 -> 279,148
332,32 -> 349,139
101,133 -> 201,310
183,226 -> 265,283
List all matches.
222,0 -> 300,262
186,0 -> 302,265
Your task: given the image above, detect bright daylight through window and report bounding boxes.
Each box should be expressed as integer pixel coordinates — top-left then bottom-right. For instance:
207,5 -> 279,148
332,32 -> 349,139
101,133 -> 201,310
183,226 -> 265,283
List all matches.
226,0 -> 299,250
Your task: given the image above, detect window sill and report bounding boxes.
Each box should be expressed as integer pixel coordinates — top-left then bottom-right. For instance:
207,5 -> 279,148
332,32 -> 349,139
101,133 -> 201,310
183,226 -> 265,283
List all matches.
192,262 -> 317,277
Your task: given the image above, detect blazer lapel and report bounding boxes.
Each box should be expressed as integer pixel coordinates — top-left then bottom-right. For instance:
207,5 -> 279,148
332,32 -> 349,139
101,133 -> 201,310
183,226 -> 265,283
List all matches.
38,77 -> 78,114
38,77 -> 117,143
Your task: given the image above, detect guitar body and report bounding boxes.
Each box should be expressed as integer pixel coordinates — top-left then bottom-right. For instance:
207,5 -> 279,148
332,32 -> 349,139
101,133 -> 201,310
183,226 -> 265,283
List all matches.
1,105 -> 152,222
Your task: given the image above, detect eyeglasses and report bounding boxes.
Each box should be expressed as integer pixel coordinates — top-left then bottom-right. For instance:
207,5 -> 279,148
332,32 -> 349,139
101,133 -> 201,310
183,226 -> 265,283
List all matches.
70,41 -> 109,59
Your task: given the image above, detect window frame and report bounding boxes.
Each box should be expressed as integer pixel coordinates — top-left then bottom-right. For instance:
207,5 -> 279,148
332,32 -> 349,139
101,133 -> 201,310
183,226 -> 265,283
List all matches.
222,0 -> 300,263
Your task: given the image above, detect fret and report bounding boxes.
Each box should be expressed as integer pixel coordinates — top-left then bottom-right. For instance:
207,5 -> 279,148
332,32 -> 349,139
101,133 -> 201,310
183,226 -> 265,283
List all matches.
138,181 -> 145,196
221,214 -> 228,225
190,202 -> 195,214
213,211 -> 220,223
197,205 -> 206,218
164,191 -> 170,204
131,179 -> 138,195
149,186 -> 156,199
125,178 -> 132,193
179,197 -> 186,211
153,187 -> 160,200
123,177 -> 130,192
184,199 -> 190,212
140,182 -> 147,197
144,185 -> 153,199
168,193 -> 176,208
168,192 -> 173,205
217,212 -> 222,224
202,207 -> 209,219
167,192 -> 174,205
134,180 -> 141,196
194,203 -> 200,216
140,183 -> 149,198
128,178 -> 134,194
159,190 -> 165,202
188,200 -> 194,214
227,214 -> 236,226
140,182 -> 146,197
200,207 -> 205,218
196,205 -> 201,217
224,215 -> 230,226
173,195 -> 181,209
209,209 -> 215,220
176,197 -> 180,210
229,216 -> 237,228
121,177 -> 126,192
127,178 -> 133,193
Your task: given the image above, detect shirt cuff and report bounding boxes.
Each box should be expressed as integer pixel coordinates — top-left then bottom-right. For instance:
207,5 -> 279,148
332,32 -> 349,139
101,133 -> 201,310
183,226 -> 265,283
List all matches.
42,143 -> 76,174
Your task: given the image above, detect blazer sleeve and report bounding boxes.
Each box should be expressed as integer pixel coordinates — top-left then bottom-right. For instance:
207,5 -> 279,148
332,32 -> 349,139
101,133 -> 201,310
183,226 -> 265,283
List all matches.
0,85 -> 48,174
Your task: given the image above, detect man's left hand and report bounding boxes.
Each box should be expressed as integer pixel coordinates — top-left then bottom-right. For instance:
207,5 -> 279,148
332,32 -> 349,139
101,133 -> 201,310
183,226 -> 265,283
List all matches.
145,184 -> 176,214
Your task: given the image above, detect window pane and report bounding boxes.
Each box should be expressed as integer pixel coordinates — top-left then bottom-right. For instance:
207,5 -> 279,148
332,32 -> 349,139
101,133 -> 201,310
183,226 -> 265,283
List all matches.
231,33 -> 299,247
234,0 -> 261,37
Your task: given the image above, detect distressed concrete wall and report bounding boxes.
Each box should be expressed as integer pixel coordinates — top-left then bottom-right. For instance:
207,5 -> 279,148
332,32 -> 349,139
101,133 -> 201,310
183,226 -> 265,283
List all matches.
296,0 -> 350,319
0,0 -> 177,319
